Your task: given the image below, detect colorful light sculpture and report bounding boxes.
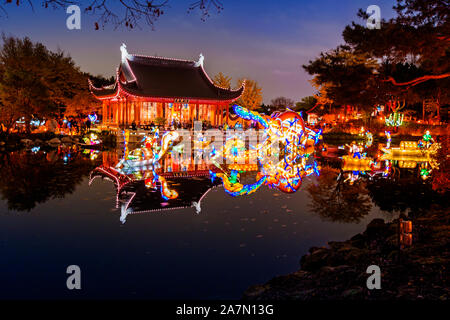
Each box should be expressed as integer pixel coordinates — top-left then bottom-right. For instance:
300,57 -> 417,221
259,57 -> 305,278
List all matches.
210,105 -> 322,196
385,112 -> 404,127
83,133 -> 102,146
380,131 -> 440,161
88,113 -> 98,123
385,131 -> 391,149
117,129 -> 179,169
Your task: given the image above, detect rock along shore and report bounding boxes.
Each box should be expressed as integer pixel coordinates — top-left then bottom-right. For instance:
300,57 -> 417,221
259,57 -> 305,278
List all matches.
243,206 -> 449,300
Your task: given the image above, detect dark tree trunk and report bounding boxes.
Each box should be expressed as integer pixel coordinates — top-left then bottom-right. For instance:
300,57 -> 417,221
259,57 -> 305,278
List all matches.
25,114 -> 32,134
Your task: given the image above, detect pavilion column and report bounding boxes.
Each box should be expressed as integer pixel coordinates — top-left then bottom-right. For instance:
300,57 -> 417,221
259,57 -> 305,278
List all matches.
114,101 -> 118,124
118,99 -> 122,126
162,102 -> 166,126
226,105 -> 229,125
109,102 -> 112,124
102,101 -> 106,125
119,99 -> 123,126
119,99 -> 122,126
121,99 -> 124,126
103,101 -> 108,124
222,105 -> 225,125
216,105 -> 219,126
128,99 -> 131,125
106,102 -> 110,124
217,105 -> 220,126
112,102 -> 115,124
156,102 -> 161,118
209,104 -> 215,125
137,101 -> 141,125
139,101 -> 143,125
121,98 -> 125,126
125,98 -> 129,126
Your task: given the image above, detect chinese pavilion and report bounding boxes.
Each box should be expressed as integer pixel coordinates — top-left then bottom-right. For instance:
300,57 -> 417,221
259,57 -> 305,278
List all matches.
89,44 -> 244,128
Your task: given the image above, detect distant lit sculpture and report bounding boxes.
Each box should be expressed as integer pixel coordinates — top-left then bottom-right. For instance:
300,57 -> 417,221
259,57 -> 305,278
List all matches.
380,130 -> 440,161
385,100 -> 405,127
385,112 -> 404,127
88,113 -> 98,123
379,130 -> 440,180
83,133 -> 101,146
385,131 -> 391,149
342,136 -> 374,172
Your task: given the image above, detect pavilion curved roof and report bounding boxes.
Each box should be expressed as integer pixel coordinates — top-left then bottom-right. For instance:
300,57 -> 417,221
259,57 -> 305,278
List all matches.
89,48 -> 244,103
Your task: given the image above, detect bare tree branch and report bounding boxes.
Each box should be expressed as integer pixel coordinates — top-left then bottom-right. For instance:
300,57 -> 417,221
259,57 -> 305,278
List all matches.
382,73 -> 450,87
188,0 -> 223,21
1,0 -> 224,29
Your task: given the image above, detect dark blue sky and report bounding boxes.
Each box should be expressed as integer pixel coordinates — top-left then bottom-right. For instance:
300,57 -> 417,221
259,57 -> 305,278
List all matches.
0,0 -> 396,103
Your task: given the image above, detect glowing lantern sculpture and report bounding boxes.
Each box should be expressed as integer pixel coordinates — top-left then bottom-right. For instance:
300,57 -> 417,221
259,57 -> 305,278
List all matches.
210,105 -> 322,196
116,129 -> 180,169
83,133 -> 102,146
88,113 -> 98,123
385,112 -> 404,127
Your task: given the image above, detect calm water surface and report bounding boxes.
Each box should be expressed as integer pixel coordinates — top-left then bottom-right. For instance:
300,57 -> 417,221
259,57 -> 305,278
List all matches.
0,144 -> 438,299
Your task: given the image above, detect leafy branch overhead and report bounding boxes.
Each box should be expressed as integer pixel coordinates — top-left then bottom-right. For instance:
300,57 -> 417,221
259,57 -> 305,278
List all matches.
1,0 -> 224,29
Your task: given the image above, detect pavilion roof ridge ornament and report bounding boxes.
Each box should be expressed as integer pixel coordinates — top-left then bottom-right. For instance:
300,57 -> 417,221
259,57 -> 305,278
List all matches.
120,43 -> 130,63
195,53 -> 204,67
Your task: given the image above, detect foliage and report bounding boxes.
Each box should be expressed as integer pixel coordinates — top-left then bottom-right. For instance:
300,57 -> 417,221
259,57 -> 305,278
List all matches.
0,36 -> 99,132
0,150 -> 100,211
154,116 -> 166,126
432,134 -> 450,194
235,78 -> 262,111
295,96 -> 317,112
270,96 -> 294,110
303,0 -> 450,117
255,103 -> 275,115
213,72 -> 232,89
303,45 -> 381,112
306,166 -> 372,222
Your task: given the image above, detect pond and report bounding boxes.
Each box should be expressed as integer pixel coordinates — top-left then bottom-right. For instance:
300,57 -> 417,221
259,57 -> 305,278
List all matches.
0,142 -> 443,299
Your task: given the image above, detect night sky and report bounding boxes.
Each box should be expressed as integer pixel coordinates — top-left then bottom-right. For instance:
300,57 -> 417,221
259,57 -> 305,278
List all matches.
0,0 -> 396,103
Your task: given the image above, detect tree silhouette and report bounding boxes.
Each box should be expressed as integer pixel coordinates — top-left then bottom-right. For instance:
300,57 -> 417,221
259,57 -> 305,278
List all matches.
0,150 -> 100,211
306,166 -> 373,223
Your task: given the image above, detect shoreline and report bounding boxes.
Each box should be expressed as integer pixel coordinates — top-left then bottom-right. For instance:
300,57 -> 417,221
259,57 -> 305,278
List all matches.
243,206 -> 449,300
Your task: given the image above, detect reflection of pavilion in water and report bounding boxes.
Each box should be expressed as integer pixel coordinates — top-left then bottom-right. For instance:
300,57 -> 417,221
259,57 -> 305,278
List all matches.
90,151 -> 219,223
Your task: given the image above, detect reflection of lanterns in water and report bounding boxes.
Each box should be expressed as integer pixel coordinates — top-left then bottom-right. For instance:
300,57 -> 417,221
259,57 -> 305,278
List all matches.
83,133 -> 101,146
385,131 -> 391,149
420,162 -> 432,180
